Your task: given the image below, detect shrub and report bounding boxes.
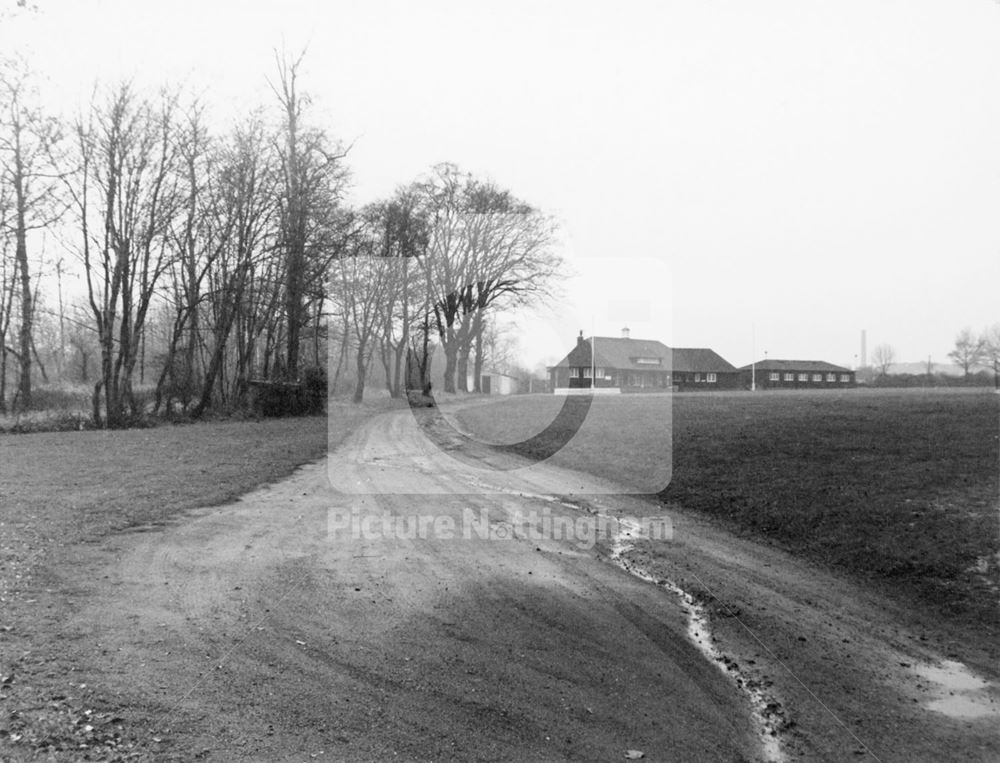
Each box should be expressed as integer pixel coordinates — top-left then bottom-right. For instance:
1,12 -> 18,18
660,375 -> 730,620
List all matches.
247,379 -> 324,417
23,384 -> 92,412
1,410 -> 96,434
302,365 -> 328,414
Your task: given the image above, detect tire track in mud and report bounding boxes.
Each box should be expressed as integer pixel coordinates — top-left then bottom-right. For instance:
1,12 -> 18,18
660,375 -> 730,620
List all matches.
465,477 -> 786,763
605,514 -> 786,763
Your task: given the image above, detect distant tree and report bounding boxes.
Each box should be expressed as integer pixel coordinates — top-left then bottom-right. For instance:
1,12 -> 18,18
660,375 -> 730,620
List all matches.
947,327 -> 985,378
870,344 -> 895,377
478,316 -> 519,376
982,323 -> 1000,390
66,322 -> 96,383
330,215 -> 397,404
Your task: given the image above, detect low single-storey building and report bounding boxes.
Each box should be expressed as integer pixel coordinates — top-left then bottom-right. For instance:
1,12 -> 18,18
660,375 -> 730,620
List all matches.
739,359 -> 856,389
671,347 -> 742,390
474,372 -> 519,395
548,330 -> 740,392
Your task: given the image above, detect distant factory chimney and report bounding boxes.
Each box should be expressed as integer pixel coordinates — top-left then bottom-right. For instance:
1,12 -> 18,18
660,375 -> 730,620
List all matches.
861,329 -> 867,368
621,326 -> 630,339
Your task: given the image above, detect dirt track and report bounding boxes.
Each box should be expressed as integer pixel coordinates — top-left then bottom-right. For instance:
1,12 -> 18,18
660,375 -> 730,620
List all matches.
20,407 -> 1000,761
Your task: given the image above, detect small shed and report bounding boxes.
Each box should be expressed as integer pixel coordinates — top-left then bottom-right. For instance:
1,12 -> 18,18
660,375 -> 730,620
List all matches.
477,372 -> 519,395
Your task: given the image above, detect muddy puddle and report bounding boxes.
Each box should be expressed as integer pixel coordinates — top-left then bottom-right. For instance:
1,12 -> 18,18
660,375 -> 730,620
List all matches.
910,660 -> 1000,720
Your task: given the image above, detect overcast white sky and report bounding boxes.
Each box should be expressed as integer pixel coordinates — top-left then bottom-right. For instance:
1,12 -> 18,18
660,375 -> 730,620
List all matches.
5,0 -> 1000,369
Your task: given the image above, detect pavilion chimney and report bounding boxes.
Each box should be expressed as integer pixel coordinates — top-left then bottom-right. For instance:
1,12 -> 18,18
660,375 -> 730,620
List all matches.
621,326 -> 630,339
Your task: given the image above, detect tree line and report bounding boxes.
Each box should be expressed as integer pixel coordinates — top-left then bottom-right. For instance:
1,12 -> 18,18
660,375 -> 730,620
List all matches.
946,326 -> 1000,379
330,163 -> 558,403
864,325 -> 1000,385
0,53 -> 560,426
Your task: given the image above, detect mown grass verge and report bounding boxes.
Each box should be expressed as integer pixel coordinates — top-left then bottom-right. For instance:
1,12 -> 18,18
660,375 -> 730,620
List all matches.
0,401 -> 385,760
454,389 -> 1000,628
0,402 -> 381,592
2,416 -> 329,547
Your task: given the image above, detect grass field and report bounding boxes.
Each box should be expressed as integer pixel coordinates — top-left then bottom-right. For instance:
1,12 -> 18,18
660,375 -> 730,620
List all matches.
447,392 -> 675,491
0,403 -> 385,603
454,388 -> 1000,628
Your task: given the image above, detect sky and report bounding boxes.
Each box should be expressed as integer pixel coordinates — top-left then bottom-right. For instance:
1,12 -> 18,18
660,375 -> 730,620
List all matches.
4,0 -> 1000,370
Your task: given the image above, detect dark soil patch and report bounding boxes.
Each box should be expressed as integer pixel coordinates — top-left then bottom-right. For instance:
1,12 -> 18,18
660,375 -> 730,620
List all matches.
659,390 -> 999,630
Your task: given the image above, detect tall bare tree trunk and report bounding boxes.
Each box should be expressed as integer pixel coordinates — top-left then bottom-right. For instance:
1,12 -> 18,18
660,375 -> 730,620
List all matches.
0,262 -> 11,414
472,313 -> 485,394
456,347 -> 469,393
15,150 -> 32,410
276,55 -> 306,382
378,339 -> 393,396
456,317 -> 473,393
353,337 -> 368,404
443,337 -> 458,393
0,344 -> 7,414
391,339 -> 406,398
192,267 -> 250,418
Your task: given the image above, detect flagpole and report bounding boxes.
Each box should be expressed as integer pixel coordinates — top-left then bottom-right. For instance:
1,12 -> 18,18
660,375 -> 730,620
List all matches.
591,316 -> 596,390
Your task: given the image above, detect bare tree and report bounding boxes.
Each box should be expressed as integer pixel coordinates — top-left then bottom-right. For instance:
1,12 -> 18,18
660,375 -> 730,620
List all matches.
417,164 -> 471,393
460,180 -> 559,392
153,99 -> 220,414
62,302 -> 97,383
870,344 -> 895,378
68,83 -> 182,427
0,58 -> 64,409
330,217 -> 395,403
0,195 -> 14,411
478,316 -> 519,377
415,164 -> 560,394
947,327 -> 985,378
191,117 -> 280,417
980,323 -> 1000,390
365,190 -> 429,398
270,50 -> 349,381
